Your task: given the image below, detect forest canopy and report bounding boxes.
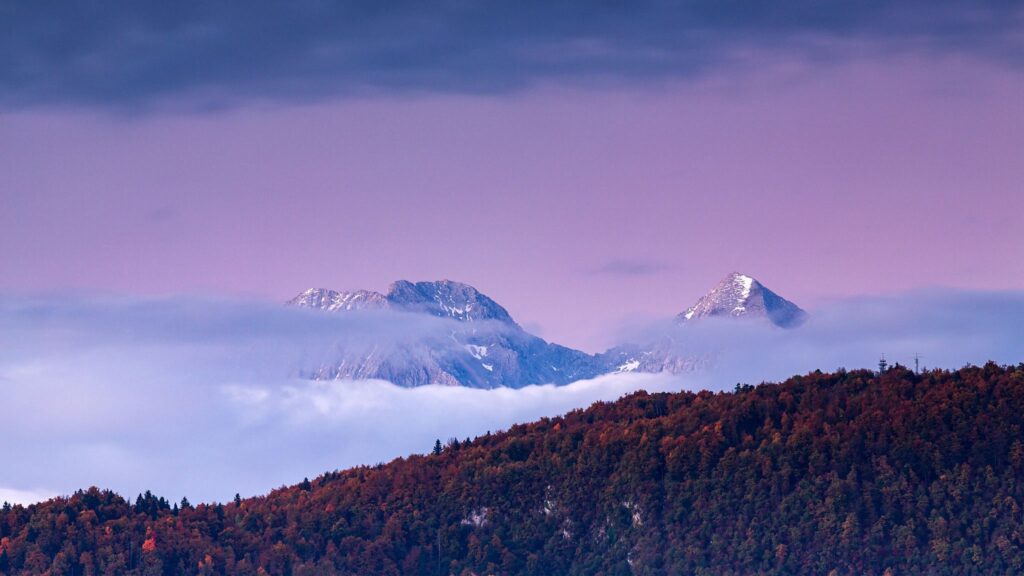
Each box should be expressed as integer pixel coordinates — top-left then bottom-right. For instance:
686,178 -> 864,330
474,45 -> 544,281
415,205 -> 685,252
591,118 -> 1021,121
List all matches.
3,363 -> 1024,575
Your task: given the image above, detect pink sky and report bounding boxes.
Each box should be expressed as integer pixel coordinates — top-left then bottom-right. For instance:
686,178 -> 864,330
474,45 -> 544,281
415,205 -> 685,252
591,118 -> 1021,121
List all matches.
2,54 -> 1022,351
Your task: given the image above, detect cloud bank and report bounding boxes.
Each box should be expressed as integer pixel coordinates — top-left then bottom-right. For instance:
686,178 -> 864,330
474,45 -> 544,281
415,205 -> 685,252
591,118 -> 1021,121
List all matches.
623,288 -> 1024,388
0,295 -> 681,505
0,289 -> 1022,506
2,0 -> 1021,108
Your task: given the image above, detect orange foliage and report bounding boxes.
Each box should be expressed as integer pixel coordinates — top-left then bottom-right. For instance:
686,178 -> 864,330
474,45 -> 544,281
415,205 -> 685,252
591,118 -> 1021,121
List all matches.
142,536 -> 156,553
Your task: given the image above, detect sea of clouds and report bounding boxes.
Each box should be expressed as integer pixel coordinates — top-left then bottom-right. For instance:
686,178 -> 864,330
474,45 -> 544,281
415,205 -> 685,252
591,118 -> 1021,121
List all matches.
1,289 -> 1021,505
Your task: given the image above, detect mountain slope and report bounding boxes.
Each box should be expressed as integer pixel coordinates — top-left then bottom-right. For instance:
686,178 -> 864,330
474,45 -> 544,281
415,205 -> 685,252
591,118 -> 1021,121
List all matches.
3,363 -> 1023,575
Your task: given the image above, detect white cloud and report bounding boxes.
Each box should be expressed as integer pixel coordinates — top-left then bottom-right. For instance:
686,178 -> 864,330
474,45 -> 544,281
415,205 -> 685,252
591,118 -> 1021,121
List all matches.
622,288 -> 1024,387
0,487 -> 58,506
0,295 -> 690,504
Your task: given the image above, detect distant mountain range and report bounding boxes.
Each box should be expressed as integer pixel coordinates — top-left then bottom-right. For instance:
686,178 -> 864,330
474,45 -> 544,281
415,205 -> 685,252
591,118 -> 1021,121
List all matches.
288,273 -> 808,388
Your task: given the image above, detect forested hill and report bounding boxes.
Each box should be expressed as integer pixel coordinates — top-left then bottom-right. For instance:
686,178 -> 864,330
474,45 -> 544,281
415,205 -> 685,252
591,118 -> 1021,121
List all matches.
4,364 -> 1024,575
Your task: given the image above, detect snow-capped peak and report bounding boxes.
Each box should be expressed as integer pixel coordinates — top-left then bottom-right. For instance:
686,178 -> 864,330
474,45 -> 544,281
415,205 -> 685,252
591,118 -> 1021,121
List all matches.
288,280 -> 518,325
678,272 -> 807,328
287,288 -> 390,311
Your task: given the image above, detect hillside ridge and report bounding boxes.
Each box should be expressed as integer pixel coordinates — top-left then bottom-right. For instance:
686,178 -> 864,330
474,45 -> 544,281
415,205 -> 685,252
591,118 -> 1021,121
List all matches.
4,363 -> 1022,575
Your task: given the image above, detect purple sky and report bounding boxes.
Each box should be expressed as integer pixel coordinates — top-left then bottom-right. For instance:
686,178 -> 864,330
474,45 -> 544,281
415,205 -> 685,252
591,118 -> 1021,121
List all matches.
2,53 -> 1022,351
2,1 -> 1024,504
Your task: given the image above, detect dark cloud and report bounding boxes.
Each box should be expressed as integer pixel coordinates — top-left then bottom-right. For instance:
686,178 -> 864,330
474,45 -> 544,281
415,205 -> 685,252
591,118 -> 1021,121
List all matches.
1,0 -> 1021,109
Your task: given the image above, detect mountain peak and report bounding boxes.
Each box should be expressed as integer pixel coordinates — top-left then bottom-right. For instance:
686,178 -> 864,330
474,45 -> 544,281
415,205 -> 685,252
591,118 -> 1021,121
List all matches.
288,280 -> 517,325
678,272 -> 807,328
287,288 -> 389,311
385,280 -> 516,325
